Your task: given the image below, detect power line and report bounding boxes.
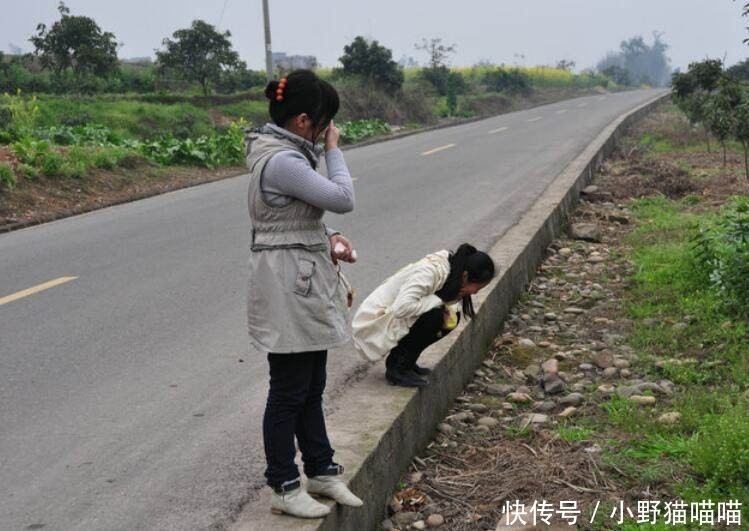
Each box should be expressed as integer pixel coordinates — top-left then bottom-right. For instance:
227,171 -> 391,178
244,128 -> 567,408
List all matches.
217,0 -> 230,29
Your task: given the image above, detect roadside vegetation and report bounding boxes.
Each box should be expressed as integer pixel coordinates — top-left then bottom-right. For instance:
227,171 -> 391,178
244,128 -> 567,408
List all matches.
380,101 -> 748,530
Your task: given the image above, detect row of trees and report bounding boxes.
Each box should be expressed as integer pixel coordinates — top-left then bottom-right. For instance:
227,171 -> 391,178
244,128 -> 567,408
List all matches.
596,32 -> 672,87
672,59 -> 749,178
5,2 -> 260,95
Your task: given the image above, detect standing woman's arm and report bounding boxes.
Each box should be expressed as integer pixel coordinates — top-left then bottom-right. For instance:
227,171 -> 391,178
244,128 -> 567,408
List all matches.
262,149 -> 354,213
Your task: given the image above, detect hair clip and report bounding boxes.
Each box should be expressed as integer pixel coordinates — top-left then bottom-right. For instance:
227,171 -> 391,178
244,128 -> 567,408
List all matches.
276,77 -> 287,102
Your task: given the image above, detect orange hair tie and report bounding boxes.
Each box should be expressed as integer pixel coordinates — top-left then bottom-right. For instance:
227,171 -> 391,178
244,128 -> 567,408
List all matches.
275,77 -> 287,102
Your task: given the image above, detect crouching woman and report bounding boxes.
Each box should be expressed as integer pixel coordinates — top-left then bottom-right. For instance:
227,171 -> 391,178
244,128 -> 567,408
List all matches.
352,244 -> 496,387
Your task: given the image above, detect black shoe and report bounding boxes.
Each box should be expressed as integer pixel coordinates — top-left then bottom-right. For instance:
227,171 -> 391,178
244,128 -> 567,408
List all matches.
411,363 -> 432,376
386,366 -> 429,388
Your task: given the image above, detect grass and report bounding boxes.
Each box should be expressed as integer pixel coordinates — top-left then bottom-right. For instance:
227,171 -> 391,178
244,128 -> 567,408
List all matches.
590,193 -> 749,521
35,95 -> 215,139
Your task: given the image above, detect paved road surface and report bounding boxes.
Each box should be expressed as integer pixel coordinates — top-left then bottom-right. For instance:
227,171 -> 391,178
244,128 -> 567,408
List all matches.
0,89 -> 664,530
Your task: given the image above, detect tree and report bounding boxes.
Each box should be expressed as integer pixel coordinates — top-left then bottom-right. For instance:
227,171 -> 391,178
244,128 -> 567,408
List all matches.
338,36 -> 404,94
415,38 -> 456,96
733,100 -> 749,179
596,33 -> 671,87
556,59 -> 576,71
29,2 -> 118,81
156,20 -> 242,96
707,79 -> 742,166
601,65 -> 631,86
672,59 -> 725,152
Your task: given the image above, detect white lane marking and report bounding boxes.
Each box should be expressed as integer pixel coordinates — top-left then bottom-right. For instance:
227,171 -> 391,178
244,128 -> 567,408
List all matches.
577,102 -> 588,107
556,109 -> 568,114
488,126 -> 509,134
527,116 -> 543,122
0,276 -> 78,306
421,143 -> 456,156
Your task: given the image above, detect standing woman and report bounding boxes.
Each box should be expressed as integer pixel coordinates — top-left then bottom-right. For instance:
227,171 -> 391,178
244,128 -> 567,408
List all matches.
246,70 -> 362,518
352,244 -> 496,387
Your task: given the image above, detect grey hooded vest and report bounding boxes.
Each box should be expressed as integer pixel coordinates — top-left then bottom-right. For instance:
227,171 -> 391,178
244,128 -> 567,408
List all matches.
245,126 -> 350,353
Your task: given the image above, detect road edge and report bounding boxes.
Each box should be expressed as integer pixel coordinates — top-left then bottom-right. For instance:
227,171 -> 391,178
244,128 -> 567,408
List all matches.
230,90 -> 671,531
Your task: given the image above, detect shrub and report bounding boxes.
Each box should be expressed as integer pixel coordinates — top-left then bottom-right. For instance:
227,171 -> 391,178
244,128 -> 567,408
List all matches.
484,68 -> 531,95
339,119 -> 390,144
688,402 -> 749,490
0,163 -> 16,190
693,197 -> 749,316
1,89 -> 40,140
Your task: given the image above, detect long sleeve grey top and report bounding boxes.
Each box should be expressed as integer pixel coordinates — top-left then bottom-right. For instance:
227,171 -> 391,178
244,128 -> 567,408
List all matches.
261,148 -> 355,214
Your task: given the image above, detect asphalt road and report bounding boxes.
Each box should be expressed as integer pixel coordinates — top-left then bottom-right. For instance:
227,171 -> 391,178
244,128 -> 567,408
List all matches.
0,89 -> 663,530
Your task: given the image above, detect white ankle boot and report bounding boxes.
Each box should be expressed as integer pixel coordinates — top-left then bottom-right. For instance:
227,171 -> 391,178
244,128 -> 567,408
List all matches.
306,475 -> 363,507
271,486 -> 331,518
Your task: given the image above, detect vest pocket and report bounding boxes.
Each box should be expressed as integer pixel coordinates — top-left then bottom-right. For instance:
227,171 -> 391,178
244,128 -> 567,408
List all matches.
293,259 -> 316,296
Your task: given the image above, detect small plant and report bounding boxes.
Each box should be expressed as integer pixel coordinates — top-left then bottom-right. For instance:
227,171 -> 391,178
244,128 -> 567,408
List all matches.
1,89 -> 40,140
338,119 -> 390,144
0,163 -> 16,191
693,197 -> 749,317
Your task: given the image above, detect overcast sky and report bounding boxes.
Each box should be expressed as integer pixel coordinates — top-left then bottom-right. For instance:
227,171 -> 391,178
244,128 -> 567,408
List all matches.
2,1 -> 747,71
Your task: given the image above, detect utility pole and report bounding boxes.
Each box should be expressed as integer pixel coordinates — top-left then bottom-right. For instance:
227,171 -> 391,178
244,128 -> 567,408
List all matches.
262,0 -> 273,80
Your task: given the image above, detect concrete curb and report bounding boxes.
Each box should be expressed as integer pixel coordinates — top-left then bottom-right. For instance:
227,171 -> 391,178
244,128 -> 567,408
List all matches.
228,90 -> 670,531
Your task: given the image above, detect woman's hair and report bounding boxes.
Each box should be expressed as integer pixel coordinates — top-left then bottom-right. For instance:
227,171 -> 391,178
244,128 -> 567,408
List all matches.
435,244 -> 496,319
264,69 -> 340,131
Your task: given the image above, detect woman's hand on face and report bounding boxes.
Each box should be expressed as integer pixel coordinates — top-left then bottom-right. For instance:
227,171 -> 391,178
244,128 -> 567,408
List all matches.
324,120 -> 340,151
329,233 -> 356,264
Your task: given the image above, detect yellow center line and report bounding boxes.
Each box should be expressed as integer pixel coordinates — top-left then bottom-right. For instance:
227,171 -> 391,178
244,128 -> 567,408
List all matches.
0,276 -> 78,306
421,143 -> 456,156
488,126 -> 509,134
556,109 -> 568,114
527,116 -> 543,122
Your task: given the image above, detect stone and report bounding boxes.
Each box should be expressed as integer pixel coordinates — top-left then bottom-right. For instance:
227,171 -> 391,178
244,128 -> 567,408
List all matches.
413,521 -> 426,530
543,374 -> 566,394
381,518 -> 396,530
616,385 -> 638,398
537,400 -> 557,412
608,211 -> 631,224
602,367 -> 619,379
614,358 -> 630,369
587,254 -> 607,264
507,392 -> 533,403
642,318 -> 659,328
477,416 -> 499,427
559,406 -> 577,418
592,351 -> 615,369
542,358 -> 559,375
486,383 -> 514,396
597,384 -> 616,395
579,363 -> 595,371
636,382 -> 667,395
544,312 -> 558,321
410,471 -> 424,483
537,341 -> 552,348
526,413 -> 549,424
658,412 -> 682,425
672,322 -> 689,332
518,338 -> 536,348
570,223 -> 602,242
437,423 -> 455,435
475,425 -> 491,433
447,412 -> 473,424
630,395 -> 656,405
559,392 -> 584,406
426,513 -> 445,527
558,247 -> 573,257
582,185 -> 599,195
389,497 -> 403,514
564,306 -> 586,314
523,364 -> 542,381
467,403 -> 489,413
620,368 -> 632,379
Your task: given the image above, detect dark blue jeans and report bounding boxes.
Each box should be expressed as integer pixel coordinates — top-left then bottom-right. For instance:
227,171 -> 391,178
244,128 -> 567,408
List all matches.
263,350 -> 335,488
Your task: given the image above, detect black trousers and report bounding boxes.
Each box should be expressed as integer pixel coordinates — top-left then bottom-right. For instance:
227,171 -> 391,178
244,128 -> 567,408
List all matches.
263,350 -> 335,488
386,306 -> 459,369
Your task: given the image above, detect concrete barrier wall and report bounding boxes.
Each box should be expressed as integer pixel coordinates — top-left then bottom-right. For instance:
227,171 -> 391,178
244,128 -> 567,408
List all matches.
230,91 -> 669,531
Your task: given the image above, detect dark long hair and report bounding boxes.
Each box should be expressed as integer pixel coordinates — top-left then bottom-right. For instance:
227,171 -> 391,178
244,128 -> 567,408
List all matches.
435,244 -> 496,318
265,70 -> 340,133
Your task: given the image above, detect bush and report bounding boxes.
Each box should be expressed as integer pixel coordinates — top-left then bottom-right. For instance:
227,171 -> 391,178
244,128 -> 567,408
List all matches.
484,68 -> 532,95
0,163 -> 16,190
688,402 -> 749,490
336,78 -> 435,125
339,119 -> 390,144
1,89 -> 40,140
693,197 -> 749,316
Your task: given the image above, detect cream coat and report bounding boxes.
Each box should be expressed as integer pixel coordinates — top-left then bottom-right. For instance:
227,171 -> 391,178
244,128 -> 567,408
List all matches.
352,250 -> 451,362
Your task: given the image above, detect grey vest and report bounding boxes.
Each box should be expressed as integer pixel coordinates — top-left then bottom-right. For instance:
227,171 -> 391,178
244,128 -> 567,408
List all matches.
245,127 -> 350,353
